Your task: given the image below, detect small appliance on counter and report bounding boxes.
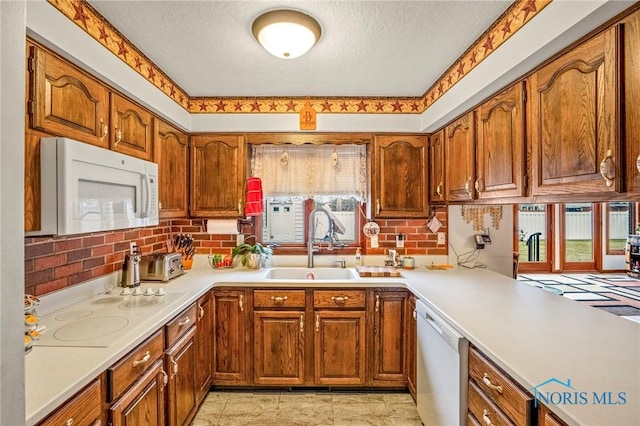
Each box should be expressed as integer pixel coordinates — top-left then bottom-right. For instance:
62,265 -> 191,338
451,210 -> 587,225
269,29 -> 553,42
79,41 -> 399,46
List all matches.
139,252 -> 184,282
625,235 -> 640,278
121,245 -> 141,288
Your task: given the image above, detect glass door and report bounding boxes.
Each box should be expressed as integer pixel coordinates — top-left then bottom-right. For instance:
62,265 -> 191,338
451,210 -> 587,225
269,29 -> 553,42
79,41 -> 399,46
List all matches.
560,203 -> 599,271
515,204 -> 552,273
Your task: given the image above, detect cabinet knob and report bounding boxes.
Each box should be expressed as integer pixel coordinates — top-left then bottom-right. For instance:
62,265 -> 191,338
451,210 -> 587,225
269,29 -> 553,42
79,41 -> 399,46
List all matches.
599,149 -> 615,187
270,295 -> 288,305
331,295 -> 349,305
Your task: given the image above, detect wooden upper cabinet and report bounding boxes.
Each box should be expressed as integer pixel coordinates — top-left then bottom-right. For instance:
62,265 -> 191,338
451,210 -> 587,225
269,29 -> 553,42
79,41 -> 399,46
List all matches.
428,130 -> 446,203
190,135 -> 246,218
445,112 -> 476,202
529,27 -> 620,195
27,43 -> 109,148
621,9 -> 640,193
110,93 -> 154,160
372,135 -> 428,218
154,120 -> 189,218
475,82 -> 527,199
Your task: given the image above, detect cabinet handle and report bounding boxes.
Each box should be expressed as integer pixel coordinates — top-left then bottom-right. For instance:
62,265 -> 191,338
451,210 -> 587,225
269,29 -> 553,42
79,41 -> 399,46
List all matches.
300,314 -> 304,333
376,199 -> 380,215
436,181 -> 443,197
239,294 -> 244,311
599,149 -> 615,187
315,314 -> 320,332
170,356 -> 178,378
270,295 -> 288,305
238,200 -> 242,215
178,316 -> 191,327
475,175 -> 483,194
482,373 -> 503,393
198,304 -> 204,319
65,418 -> 74,426
114,127 -> 122,146
412,309 -> 417,320
132,350 -> 150,367
636,153 -> 640,173
161,369 -> 168,389
464,177 -> 473,196
99,119 -> 108,142
375,294 -> 380,312
482,409 -> 494,426
331,295 -> 349,305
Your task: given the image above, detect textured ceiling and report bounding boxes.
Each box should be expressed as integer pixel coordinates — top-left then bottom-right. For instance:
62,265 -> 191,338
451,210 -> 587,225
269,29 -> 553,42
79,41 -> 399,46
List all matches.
86,0 -> 512,98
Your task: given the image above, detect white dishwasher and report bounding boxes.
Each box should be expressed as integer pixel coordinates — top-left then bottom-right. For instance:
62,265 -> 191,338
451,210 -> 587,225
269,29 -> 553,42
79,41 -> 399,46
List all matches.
416,299 -> 468,426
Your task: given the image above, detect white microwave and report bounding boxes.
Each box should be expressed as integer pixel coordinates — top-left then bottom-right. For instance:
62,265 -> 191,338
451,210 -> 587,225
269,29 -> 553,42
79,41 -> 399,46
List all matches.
28,137 -> 159,236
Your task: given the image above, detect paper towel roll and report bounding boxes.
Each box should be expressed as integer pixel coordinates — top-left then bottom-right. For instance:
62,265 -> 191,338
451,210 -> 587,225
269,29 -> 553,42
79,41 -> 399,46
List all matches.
206,219 -> 239,235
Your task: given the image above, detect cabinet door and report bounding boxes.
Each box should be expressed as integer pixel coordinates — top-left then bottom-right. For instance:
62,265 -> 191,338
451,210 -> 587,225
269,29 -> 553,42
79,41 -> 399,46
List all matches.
190,135 -> 245,218
109,360 -> 166,426
476,82 -> 526,199
621,10 -> 640,193
253,310 -> 306,385
405,295 -> 417,400
445,112 -> 476,201
371,291 -> 407,386
28,44 -> 109,148
39,378 -> 103,426
165,328 -> 197,426
194,292 -> 213,403
372,135 -> 428,218
530,27 -> 619,195
154,120 -> 189,218
314,310 -> 366,385
110,93 -> 154,160
428,130 -> 446,203
212,289 -> 248,385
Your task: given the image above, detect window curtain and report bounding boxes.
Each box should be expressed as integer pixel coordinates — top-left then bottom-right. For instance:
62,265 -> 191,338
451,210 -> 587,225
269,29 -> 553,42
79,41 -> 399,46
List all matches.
250,144 -> 367,202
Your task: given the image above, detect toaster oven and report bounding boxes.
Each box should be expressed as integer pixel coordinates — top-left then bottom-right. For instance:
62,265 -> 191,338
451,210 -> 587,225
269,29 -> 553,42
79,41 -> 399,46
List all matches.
139,252 -> 184,282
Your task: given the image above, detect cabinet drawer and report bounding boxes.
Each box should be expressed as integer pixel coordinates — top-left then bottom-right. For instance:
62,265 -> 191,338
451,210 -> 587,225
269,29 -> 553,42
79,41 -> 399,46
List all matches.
39,377 -> 102,426
468,380 -> 515,426
165,303 -> 197,348
254,289 -> 306,308
313,290 -> 366,308
469,347 -> 533,425
108,329 -> 164,401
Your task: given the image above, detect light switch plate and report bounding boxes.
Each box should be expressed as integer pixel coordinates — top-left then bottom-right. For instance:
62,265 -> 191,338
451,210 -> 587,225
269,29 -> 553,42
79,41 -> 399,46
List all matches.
396,234 -> 404,248
437,232 -> 446,245
236,233 -> 244,245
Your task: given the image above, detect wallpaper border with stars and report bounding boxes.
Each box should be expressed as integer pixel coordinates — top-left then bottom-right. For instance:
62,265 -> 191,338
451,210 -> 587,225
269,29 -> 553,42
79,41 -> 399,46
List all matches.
47,0 -> 551,114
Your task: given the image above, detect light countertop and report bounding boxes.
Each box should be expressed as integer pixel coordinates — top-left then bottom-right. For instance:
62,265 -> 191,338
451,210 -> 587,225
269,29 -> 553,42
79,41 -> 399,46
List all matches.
25,259 -> 640,426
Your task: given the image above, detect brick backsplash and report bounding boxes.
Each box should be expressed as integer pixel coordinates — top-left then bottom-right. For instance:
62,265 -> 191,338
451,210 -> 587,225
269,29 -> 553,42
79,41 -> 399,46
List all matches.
24,210 -> 447,296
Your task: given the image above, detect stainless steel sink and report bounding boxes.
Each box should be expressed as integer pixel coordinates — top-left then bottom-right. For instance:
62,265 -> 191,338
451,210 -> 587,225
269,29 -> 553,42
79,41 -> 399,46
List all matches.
264,268 -> 356,280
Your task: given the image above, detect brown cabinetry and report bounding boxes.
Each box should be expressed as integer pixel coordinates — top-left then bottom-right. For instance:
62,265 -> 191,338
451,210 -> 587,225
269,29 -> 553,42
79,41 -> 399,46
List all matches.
475,82 -> 527,199
154,119 -> 189,218
109,93 -> 154,160
372,135 -> 428,218
313,289 -> 366,385
165,327 -> 197,426
194,292 -> 213,403
190,135 -> 246,218
468,346 -> 534,425
529,27 -> 620,196
428,130 -> 446,203
621,9 -> 640,193
27,43 -> 110,148
445,112 -> 476,201
370,290 -> 407,387
212,289 -> 248,385
405,294 -> 417,400
38,377 -> 103,426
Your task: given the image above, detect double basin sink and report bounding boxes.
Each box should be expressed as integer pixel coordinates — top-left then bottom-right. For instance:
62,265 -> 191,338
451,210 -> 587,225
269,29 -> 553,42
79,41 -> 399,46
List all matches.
264,268 -> 357,280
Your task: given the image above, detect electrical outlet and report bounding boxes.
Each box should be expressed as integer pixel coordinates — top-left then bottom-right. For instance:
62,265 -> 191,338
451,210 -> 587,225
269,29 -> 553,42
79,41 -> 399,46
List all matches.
396,234 -> 404,248
236,233 -> 244,245
437,232 -> 446,245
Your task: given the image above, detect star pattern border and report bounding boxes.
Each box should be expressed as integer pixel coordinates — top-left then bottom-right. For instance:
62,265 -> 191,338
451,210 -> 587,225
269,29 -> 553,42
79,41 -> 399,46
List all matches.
47,0 -> 551,114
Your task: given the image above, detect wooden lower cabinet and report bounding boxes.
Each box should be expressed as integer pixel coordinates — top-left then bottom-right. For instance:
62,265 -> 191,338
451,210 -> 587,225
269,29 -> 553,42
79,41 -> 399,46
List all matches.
109,359 -> 166,426
194,292 -> 213,403
165,327 -> 197,426
314,310 -> 366,385
405,294 -> 417,400
38,377 -> 103,426
212,289 -> 248,385
370,290 -> 407,387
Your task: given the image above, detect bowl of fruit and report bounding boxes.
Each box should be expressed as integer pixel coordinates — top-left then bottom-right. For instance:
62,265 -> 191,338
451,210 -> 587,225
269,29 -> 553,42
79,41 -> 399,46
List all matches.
207,253 -> 233,269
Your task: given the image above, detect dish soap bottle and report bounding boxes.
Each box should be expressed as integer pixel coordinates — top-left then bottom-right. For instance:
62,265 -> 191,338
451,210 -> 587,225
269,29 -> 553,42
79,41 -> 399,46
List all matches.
355,247 -> 362,267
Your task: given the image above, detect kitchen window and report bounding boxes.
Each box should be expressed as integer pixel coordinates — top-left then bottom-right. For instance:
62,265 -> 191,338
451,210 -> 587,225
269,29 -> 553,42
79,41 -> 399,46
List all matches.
249,143 -> 367,251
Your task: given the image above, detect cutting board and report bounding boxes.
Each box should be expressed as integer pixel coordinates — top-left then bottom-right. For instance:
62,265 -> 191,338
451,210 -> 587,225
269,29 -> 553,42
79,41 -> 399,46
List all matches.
356,266 -> 402,277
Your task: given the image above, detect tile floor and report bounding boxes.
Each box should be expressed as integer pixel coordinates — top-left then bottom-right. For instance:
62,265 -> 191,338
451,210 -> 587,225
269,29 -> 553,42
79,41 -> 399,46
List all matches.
191,390 -> 422,426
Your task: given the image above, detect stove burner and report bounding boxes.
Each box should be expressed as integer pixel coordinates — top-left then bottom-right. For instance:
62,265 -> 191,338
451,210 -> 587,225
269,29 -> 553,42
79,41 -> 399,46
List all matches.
53,316 -> 129,342
89,296 -> 124,305
55,310 -> 93,322
119,297 -> 163,310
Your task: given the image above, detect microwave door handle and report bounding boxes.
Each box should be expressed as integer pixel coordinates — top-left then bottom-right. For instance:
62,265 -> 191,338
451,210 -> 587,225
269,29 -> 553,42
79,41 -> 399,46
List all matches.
142,174 -> 151,218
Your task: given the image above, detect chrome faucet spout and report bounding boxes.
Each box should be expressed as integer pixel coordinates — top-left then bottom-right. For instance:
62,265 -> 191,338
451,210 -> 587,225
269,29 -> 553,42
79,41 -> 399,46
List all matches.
307,207 -> 337,268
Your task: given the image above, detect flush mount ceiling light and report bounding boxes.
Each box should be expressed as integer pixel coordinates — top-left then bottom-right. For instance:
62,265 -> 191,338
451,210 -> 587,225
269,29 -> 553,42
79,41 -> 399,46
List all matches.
252,9 -> 322,59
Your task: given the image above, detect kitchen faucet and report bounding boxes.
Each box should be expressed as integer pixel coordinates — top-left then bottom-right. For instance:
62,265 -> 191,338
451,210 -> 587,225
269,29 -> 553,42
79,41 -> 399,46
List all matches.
307,207 -> 337,268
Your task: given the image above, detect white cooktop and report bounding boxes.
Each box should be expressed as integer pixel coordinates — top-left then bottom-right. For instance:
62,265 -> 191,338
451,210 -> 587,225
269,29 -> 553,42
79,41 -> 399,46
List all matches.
33,290 -> 183,348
